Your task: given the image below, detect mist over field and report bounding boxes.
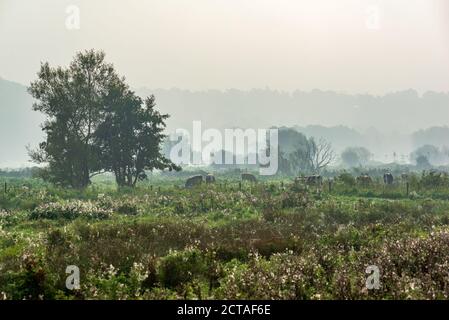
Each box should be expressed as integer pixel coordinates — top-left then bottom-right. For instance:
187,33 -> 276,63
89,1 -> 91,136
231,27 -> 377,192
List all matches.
2,76 -> 449,167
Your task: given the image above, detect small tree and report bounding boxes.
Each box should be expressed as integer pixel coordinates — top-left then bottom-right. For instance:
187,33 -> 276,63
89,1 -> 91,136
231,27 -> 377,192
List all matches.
415,155 -> 431,169
306,137 -> 335,174
277,129 -> 335,175
411,145 -> 442,166
341,147 -> 372,168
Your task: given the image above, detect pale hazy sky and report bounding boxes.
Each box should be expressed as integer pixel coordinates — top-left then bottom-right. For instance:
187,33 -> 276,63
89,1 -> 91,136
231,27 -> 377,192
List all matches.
1,0 -> 448,94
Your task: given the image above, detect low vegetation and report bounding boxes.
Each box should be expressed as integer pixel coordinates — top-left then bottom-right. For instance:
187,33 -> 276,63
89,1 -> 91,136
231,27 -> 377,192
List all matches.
2,172 -> 449,300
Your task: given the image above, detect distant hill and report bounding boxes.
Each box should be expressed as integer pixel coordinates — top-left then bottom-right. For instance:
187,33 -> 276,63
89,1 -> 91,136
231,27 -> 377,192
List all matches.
134,87 -> 449,163
136,87 -> 449,135
412,126 -> 449,149
2,77 -> 449,167
0,78 -> 43,167
292,125 -> 364,152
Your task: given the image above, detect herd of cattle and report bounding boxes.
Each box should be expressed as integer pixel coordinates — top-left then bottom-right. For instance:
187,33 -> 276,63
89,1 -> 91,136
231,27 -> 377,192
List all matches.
356,172 -> 394,185
185,172 -> 398,188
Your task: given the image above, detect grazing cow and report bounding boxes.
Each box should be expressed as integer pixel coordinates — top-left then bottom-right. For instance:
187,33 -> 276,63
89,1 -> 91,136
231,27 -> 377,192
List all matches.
383,173 -> 394,185
242,173 -> 257,183
356,174 -> 372,185
185,175 -> 203,188
205,174 -> 216,184
306,175 -> 323,186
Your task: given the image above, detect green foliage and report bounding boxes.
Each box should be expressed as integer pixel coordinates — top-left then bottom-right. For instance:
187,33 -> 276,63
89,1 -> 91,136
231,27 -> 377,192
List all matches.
3,175 -> 449,299
157,247 -> 208,289
337,172 -> 356,186
28,50 -> 117,188
419,170 -> 449,188
28,49 -> 179,189
30,200 -> 113,220
95,91 -> 180,187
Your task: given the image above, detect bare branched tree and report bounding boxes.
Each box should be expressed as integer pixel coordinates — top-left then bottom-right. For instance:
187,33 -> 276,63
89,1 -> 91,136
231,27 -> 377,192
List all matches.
275,128 -> 335,176
306,137 -> 335,174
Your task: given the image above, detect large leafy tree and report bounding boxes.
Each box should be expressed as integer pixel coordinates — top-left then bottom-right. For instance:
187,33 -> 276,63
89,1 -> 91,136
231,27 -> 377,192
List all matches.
95,80 -> 180,187
29,50 -> 117,188
29,50 -> 179,188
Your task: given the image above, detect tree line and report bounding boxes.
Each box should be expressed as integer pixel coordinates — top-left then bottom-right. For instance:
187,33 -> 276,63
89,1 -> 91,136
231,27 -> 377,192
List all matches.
28,50 -> 444,187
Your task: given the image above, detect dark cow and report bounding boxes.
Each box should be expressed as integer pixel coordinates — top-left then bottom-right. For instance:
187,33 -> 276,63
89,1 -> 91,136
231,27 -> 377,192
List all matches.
306,175 -> 322,186
383,173 -> 394,185
357,174 -> 372,185
185,175 -> 203,188
205,174 -> 216,184
242,173 -> 257,183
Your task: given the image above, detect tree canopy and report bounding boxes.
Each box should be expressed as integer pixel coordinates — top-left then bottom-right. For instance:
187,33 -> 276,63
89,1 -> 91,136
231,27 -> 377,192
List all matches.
29,50 -> 179,188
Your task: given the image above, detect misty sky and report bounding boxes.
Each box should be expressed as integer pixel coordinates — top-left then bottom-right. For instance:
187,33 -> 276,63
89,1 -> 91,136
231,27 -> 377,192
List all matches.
1,0 -> 448,94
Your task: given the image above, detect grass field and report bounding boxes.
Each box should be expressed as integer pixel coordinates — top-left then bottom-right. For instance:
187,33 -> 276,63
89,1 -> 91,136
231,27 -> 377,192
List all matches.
2,173 -> 449,300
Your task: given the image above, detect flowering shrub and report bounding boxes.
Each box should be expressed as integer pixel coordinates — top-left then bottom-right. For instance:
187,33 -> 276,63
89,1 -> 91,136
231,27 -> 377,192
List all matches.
30,200 -> 113,220
216,251 -> 326,299
157,247 -> 208,289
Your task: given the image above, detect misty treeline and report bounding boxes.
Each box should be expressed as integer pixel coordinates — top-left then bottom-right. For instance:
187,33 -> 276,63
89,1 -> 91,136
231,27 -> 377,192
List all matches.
5,78 -> 449,167
275,127 -> 449,175
28,50 -> 180,189
0,167 -> 39,179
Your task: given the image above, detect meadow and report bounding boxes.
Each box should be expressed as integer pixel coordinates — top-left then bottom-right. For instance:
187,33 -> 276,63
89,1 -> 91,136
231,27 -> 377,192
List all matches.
2,171 -> 449,300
